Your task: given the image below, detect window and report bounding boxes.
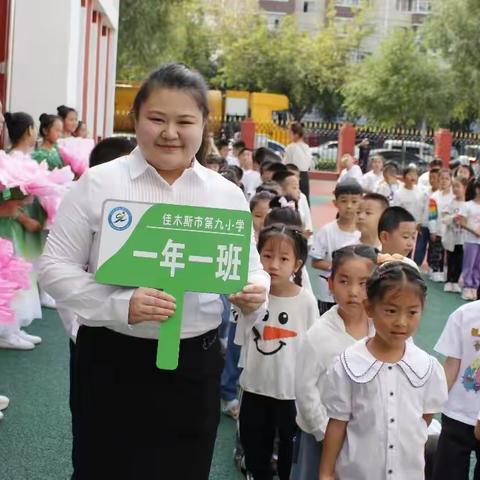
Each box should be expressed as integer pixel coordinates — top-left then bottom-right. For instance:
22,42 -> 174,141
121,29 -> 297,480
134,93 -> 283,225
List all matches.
396,0 -> 431,13
335,0 -> 360,6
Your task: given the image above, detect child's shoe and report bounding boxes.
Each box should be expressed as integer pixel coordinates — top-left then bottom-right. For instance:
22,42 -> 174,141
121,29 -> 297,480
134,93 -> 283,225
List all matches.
17,330 -> 42,345
0,395 -> 9,411
222,398 -> 240,419
444,282 -> 453,292
461,288 -> 476,301
451,283 -> 462,293
431,272 -> 445,282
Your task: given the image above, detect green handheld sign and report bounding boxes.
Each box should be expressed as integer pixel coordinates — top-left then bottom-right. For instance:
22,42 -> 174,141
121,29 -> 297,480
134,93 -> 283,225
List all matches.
95,200 -> 252,370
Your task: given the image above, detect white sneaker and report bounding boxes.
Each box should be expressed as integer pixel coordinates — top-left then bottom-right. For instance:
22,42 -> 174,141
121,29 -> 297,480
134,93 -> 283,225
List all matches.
462,288 -> 476,301
0,334 -> 35,350
17,329 -> 42,345
222,398 -> 240,419
444,282 -> 453,292
0,395 -> 9,410
431,272 -> 445,283
0,411 -> 3,421
451,283 -> 462,293
40,290 -> 56,309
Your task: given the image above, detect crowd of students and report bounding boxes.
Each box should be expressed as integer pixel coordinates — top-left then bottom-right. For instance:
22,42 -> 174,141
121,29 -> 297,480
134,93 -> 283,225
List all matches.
209,136 -> 480,479
1,70 -> 480,479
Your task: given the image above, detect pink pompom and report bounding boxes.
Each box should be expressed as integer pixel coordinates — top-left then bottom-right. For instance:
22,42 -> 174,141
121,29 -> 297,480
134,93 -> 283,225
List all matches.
58,137 -> 94,176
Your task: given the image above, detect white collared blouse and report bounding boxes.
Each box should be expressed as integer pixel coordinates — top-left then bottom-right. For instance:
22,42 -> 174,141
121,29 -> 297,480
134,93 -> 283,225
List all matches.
324,338 -> 448,480
38,147 -> 269,339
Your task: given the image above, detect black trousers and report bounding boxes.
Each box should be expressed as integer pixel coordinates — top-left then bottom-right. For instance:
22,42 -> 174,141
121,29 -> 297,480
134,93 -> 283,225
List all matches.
432,414 -> 480,480
446,245 -> 464,283
239,391 -> 297,480
299,171 -> 310,206
73,326 -> 223,480
428,236 -> 445,273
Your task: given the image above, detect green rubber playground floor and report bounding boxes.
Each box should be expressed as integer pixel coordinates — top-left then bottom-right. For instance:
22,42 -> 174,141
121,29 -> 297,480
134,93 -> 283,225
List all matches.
0,274 -> 468,479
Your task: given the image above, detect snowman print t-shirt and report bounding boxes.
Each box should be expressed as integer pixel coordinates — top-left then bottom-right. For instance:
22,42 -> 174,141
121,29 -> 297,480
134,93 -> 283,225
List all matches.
435,300 -> 480,426
240,287 -> 319,400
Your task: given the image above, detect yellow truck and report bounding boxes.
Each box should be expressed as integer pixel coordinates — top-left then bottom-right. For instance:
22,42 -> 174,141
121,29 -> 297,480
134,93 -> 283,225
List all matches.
114,83 -> 289,135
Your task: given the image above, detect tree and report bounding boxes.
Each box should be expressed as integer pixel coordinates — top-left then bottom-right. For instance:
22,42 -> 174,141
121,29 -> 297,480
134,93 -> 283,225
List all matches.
342,29 -> 455,128
117,0 -> 216,81
212,3 -> 369,120
423,0 -> 480,123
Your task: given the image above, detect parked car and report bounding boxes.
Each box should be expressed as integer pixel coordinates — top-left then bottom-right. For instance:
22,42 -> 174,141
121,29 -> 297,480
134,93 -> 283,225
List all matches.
369,149 -> 428,173
267,139 -> 286,156
382,140 -> 434,163
310,141 -> 360,169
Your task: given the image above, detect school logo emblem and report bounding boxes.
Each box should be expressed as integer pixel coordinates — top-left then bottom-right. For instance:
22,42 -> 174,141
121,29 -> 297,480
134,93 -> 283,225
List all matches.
462,358 -> 480,393
108,206 -> 132,231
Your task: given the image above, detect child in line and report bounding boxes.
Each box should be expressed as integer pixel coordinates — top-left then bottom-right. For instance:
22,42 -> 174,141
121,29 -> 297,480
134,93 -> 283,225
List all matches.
361,154 -> 384,193
204,153 -> 223,172
432,299 -> 480,479
416,167 -> 441,267
265,196 -> 314,297
310,181 -> 362,315
292,245 -> 377,480
57,105 -> 78,138
442,176 -> 468,293
378,206 -> 417,258
239,148 -> 262,200
73,121 -> 88,138
375,161 -> 401,204
0,112 -> 44,350
356,193 -> 389,249
285,164 -> 313,239
337,154 -> 363,185
319,261 -> 448,480
428,169 -> 454,282
32,113 -> 65,170
419,158 -> 443,190
457,177 -> 480,301
239,224 -> 318,480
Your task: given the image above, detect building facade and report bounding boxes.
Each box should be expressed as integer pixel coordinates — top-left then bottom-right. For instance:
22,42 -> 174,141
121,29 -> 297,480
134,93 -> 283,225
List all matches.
0,0 -> 120,144
260,0 -> 431,54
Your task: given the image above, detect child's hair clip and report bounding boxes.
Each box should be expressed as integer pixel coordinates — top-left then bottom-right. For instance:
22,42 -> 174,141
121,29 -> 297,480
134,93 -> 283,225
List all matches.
278,196 -> 296,210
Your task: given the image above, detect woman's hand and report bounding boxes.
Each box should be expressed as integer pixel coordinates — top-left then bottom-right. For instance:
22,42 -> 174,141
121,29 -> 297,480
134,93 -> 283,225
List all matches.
128,287 -> 176,325
229,283 -> 267,316
17,214 -> 42,232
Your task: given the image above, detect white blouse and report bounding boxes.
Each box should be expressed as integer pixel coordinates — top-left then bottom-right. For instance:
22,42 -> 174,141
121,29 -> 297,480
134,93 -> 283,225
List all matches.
324,338 -> 448,480
38,147 -> 270,339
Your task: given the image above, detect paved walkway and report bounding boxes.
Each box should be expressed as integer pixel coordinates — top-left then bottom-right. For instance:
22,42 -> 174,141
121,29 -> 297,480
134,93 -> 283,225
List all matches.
0,180 -> 469,479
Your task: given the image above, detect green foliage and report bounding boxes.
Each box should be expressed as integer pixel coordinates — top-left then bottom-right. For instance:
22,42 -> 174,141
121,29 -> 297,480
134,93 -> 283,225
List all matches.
213,3 -> 369,120
424,0 -> 480,121
342,29 -> 454,128
117,0 -> 216,81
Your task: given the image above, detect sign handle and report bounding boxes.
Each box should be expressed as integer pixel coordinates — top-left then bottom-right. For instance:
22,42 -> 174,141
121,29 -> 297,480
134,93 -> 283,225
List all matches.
156,288 -> 184,370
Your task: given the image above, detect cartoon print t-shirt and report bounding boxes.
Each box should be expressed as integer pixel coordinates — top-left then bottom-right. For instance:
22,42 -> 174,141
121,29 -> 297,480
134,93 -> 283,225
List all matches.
240,288 -> 319,400
435,300 -> 480,426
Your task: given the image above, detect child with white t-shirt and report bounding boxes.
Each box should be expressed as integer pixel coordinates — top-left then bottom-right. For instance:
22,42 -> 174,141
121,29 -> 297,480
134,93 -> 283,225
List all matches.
310,181 -> 362,315
356,193 -> 389,249
319,262 -> 448,480
337,154 -> 363,185
239,224 -> 318,480
291,245 -> 377,480
374,161 -> 401,204
361,154 -> 384,193
441,176 -> 467,293
457,177 -> 480,300
428,169 -> 454,282
432,300 -> 480,479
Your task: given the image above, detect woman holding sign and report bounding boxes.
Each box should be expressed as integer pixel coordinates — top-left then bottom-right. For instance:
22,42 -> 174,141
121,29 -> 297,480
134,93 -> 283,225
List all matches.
39,63 -> 269,479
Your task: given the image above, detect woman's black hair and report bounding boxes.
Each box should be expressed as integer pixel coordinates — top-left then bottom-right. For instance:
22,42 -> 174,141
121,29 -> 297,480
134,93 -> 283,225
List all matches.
465,176 -> 480,202
366,261 -> 427,306
39,113 -> 61,138
250,191 -> 275,212
331,244 -> 378,278
57,105 -> 77,120
132,63 -> 210,164
290,121 -> 304,138
4,112 -> 34,145
257,223 -> 308,286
